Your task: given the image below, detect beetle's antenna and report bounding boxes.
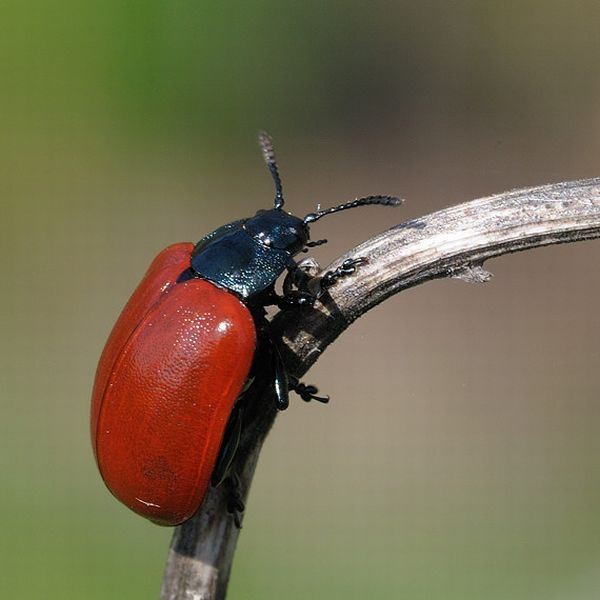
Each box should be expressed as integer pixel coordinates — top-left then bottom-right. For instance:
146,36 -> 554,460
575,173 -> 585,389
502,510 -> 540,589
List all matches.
304,195 -> 403,223
258,131 -> 284,209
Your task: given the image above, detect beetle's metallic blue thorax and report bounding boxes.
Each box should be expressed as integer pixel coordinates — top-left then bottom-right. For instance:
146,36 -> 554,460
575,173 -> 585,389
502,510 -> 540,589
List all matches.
190,209 -> 310,300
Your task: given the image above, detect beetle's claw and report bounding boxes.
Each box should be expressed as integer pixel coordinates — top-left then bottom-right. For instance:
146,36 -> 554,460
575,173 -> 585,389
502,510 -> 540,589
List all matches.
289,379 -> 330,404
321,257 -> 368,289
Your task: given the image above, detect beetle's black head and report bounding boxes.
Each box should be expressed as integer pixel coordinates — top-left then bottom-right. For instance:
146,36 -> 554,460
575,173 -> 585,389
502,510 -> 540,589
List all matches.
245,209 -> 309,256
257,131 -> 402,254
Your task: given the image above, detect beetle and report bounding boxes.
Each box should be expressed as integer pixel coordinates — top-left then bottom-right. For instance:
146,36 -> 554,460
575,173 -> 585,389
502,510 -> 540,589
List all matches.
91,133 -> 401,526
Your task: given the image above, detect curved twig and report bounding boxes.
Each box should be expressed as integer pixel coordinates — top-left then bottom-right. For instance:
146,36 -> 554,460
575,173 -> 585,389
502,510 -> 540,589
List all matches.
161,177 -> 600,600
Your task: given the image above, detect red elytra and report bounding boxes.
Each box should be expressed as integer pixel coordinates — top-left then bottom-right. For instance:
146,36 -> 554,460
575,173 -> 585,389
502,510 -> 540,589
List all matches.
91,243 -> 256,525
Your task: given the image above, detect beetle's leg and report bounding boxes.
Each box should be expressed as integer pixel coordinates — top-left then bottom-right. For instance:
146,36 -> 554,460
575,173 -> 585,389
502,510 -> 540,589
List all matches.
265,275 -> 315,310
211,404 -> 247,529
269,334 -> 329,406
319,257 -> 368,290
275,290 -> 316,309
278,257 -> 368,308
275,258 -> 322,309
269,339 -> 290,410
212,403 -> 244,487
288,375 -> 330,404
224,473 -> 245,529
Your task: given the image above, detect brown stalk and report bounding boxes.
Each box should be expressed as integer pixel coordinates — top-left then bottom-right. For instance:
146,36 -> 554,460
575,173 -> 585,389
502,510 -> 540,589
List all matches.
161,177 -> 600,600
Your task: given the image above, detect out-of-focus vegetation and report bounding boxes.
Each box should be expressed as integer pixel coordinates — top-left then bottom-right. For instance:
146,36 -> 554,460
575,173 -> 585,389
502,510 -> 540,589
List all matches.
2,2 -> 600,599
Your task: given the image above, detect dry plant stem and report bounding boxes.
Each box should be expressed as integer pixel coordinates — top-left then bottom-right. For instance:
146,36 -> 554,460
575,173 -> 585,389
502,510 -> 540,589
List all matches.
161,177 -> 600,600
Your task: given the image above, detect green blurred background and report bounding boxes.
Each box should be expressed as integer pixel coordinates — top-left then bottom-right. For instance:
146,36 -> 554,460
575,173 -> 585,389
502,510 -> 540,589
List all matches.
3,1 -> 600,598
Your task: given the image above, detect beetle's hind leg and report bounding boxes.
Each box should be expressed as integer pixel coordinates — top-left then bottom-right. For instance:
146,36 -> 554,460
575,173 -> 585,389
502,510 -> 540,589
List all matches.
319,257 -> 368,290
211,403 -> 247,528
212,403 -> 244,488
224,473 -> 245,529
272,258 -> 321,309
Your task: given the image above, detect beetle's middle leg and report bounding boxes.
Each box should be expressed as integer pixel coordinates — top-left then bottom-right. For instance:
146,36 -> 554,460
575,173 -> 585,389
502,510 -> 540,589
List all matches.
262,332 -> 329,409
319,257 -> 368,290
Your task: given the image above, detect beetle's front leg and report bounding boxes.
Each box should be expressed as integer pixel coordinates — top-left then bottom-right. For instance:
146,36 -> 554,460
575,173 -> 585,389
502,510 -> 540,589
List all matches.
212,403 -> 244,487
281,257 -> 369,307
319,257 -> 368,290
224,473 -> 245,529
283,257 -> 321,294
265,336 -> 290,410
274,290 -> 315,309
275,256 -> 369,309
211,402 -> 247,528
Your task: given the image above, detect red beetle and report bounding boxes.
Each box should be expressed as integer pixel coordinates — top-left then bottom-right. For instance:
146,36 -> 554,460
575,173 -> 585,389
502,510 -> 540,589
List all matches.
91,133 -> 401,525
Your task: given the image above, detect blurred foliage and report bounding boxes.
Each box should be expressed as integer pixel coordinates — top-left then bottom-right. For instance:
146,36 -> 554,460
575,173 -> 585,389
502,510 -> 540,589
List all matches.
3,0 -> 600,148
